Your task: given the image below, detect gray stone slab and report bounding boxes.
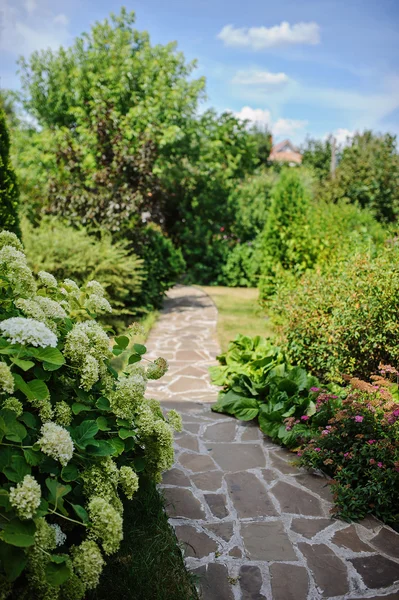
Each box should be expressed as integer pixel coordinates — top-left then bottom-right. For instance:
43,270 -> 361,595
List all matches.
209,443 -> 266,471
161,468 -> 191,487
293,472 -> 333,503
174,433 -> 199,452
270,563 -> 309,600
370,526 -> 399,559
291,517 -> 334,539
242,521 -> 297,561
175,525 -> 218,558
239,565 -> 266,600
350,555 -> 399,589
225,471 -> 278,518
299,542 -> 350,597
204,522 -> 234,542
331,525 -> 373,553
204,421 -> 237,442
240,423 -> 260,441
191,471 -> 223,491
271,480 -> 324,516
163,487 -> 206,519
204,493 -> 229,518
194,563 -> 234,600
178,452 -> 218,473
269,451 -> 299,475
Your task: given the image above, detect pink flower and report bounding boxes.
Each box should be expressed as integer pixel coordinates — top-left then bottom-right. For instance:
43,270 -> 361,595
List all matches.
377,462 -> 384,468
297,452 -> 302,457
367,440 -> 376,445
369,459 -> 376,465
354,415 -> 364,423
310,387 -> 320,392
286,426 -> 292,431
315,448 -> 321,452
343,452 -> 350,458
321,429 -> 329,436
301,415 -> 309,421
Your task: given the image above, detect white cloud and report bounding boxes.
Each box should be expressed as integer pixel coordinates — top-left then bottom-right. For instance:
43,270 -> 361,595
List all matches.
217,21 -> 320,50
0,0 -> 71,56
325,128 -> 354,146
232,69 -> 289,86
233,106 -> 308,139
24,0 -> 37,15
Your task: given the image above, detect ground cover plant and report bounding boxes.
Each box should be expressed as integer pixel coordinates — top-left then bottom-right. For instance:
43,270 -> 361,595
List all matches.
0,230 -> 182,599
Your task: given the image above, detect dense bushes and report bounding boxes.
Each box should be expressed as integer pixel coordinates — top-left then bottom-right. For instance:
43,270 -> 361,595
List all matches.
0,111 -> 20,237
271,243 -> 399,381
0,230 -> 181,598
21,219 -> 144,329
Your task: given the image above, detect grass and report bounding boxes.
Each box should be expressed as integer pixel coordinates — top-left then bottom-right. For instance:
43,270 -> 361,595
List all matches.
199,286 -> 274,352
89,477 -> 198,600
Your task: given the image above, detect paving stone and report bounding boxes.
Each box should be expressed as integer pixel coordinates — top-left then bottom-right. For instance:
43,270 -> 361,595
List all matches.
176,350 -> 206,361
242,521 -> 297,561
209,443 -> 266,471
270,563 -> 309,600
191,471 -> 223,491
174,525 -> 218,558
178,452 -> 217,473
204,493 -> 229,518
293,472 -> 334,503
351,595 -> 399,600
239,565 -> 266,600
174,433 -> 199,452
161,468 -> 191,487
169,376 -> 210,393
195,563 -> 234,600
269,451 -> 299,475
228,546 -> 243,558
350,555 -> 399,589
240,424 -> 260,441
291,517 -> 334,539
177,365 -> 207,377
163,487 -> 206,519
225,471 -> 278,518
271,481 -> 324,516
331,525 -> 373,552
370,526 -> 399,559
204,522 -> 234,542
183,423 -> 201,434
204,421 -> 237,442
298,542 -> 349,597
261,468 -> 279,484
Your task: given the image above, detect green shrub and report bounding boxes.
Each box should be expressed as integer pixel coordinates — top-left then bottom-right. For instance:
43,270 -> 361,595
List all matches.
259,170 -> 317,300
21,219 -> 144,329
130,224 -> 185,312
0,110 -> 20,237
271,243 -> 399,381
299,391 -> 399,525
0,230 -> 181,598
218,241 -> 262,287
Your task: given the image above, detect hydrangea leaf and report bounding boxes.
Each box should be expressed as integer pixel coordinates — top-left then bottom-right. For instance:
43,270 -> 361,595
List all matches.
11,358 -> 35,371
61,464 -> 80,482
133,343 -> 146,355
1,519 -> 36,547
45,559 -> 72,586
0,541 -> 27,581
71,421 -> 99,449
115,335 -> 129,349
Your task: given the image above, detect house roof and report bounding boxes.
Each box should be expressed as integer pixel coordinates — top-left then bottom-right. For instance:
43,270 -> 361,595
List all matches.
269,139 -> 302,163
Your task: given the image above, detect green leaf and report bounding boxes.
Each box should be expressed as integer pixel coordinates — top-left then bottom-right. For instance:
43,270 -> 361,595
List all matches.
71,403 -> 90,415
96,397 -> 111,411
20,411 -> 39,429
109,437 -> 125,455
0,489 -> 10,509
306,400 -> 317,416
61,464 -> 80,482
71,420 -> 99,448
3,454 -> 31,482
133,343 -> 146,355
50,554 -> 68,564
45,560 -> 71,586
96,416 -> 110,431
31,347 -> 65,367
128,353 -> 141,364
112,347 -> 124,356
119,428 -> 136,440
86,441 -> 115,456
232,398 -> 259,421
70,504 -> 89,524
36,498 -> 49,517
1,519 -> 36,547
0,410 -> 27,443
0,541 -> 27,581
115,336 -> 129,349
45,479 -> 71,511
11,358 -> 35,371
134,456 -> 146,472
287,367 -> 308,391
39,457 -> 60,476
116,418 -> 131,427
24,448 -> 42,466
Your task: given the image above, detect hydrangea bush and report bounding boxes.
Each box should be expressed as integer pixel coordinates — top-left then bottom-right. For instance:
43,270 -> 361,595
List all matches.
0,231 -> 181,599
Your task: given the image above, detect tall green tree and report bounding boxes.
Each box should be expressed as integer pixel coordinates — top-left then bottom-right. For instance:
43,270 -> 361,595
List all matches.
0,109 -> 20,236
302,136 -> 336,182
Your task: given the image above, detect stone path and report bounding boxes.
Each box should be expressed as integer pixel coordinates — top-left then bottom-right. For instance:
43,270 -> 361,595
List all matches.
146,285 -> 399,600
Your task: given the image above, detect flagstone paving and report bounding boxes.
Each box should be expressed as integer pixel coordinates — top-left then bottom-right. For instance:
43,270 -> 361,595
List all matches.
146,285 -> 399,600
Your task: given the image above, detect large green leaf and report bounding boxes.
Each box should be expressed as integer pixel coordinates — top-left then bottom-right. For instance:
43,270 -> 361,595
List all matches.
14,375 -> 49,402
3,454 -> 31,482
133,343 -> 146,355
232,398 -> 259,421
86,441 -> 115,456
0,409 -> 27,443
45,479 -> 71,511
114,336 -> 129,349
11,358 -> 35,371
45,559 -> 71,586
287,367 -> 308,391
1,519 -> 36,547
30,347 -> 65,367
0,541 -> 27,581
61,464 -> 80,482
71,421 -> 98,448
71,504 -> 89,524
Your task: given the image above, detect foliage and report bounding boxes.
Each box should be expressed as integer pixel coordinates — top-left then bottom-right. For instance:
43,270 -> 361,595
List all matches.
0,230 -> 180,598
299,390 -> 399,525
259,170 -> 317,300
129,224 -> 185,312
218,241 -> 262,287
211,335 -> 343,447
271,242 -> 399,381
18,9 -> 205,231
249,126 -> 273,166
301,136 -> 337,182
21,219 -> 144,329
324,131 -> 399,223
0,111 -> 20,237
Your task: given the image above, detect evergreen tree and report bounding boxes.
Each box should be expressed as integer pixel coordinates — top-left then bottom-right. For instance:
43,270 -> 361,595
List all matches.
0,109 -> 20,236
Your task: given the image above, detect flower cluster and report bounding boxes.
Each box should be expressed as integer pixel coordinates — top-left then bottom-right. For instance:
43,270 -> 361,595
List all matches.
0,317 -> 58,348
64,321 -> 112,389
50,523 -> 67,547
0,361 -> 14,395
146,357 -> 169,380
71,540 -> 105,590
2,396 -> 23,416
88,497 -> 123,555
38,422 -> 74,466
37,270 -> 58,288
109,372 -> 147,420
9,475 -> 41,519
119,466 -> 139,500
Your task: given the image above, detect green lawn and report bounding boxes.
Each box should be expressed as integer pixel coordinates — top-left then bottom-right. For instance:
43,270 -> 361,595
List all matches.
89,477 -> 198,600
199,286 -> 274,352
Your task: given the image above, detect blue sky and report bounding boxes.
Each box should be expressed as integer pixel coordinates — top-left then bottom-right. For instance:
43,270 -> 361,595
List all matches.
1,0 -> 399,143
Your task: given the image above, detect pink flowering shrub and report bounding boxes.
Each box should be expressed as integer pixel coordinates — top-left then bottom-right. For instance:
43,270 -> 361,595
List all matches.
299,391 -> 399,525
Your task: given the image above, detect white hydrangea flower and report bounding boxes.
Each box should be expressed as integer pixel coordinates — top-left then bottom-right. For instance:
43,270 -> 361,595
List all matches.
0,245 -> 36,298
72,540 -> 105,589
0,231 -> 24,252
80,354 -> 100,390
86,280 -> 106,297
38,271 -> 58,288
38,422 -> 74,466
0,317 -> 58,348
0,361 -> 14,395
34,296 -> 67,320
50,523 -> 67,546
84,294 -> 112,315
9,474 -> 41,519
